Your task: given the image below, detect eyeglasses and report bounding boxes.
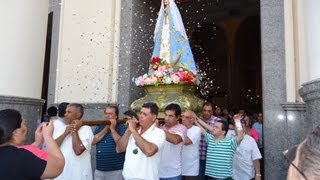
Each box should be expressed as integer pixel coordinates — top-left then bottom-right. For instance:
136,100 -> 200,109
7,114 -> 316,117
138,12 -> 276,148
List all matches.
182,115 -> 193,119
283,145 -> 308,180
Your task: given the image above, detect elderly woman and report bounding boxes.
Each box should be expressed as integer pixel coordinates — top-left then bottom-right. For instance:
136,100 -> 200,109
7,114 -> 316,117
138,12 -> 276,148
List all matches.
0,109 -> 64,179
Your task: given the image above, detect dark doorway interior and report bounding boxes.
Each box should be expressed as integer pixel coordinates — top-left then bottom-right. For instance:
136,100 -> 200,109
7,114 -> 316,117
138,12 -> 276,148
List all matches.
191,15 -> 262,113
41,12 -> 53,120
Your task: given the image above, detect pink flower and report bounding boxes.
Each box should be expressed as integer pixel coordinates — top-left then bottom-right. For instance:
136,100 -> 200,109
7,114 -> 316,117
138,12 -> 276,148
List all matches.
158,65 -> 166,72
154,70 -> 164,77
134,57 -> 197,86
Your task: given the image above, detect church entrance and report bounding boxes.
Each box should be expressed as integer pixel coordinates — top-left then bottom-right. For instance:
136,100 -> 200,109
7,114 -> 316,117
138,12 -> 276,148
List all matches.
174,0 -> 262,114
191,16 -> 262,114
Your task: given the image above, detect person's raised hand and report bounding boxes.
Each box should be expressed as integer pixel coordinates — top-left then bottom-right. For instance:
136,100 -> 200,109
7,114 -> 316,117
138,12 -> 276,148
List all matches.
109,119 -> 117,131
126,119 -> 138,133
71,120 -> 82,133
42,120 -> 54,138
33,123 -> 44,147
64,125 -> 73,135
233,113 -> 244,121
233,114 -> 243,130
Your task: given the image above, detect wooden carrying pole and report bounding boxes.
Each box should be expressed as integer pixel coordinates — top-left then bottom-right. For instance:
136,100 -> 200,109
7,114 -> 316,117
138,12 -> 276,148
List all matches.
81,119 -> 126,126
81,119 -> 165,126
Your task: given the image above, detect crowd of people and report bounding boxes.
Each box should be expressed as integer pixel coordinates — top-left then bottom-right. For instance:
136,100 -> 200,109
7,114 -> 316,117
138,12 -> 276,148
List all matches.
0,99 -> 320,180
1,101 -> 319,180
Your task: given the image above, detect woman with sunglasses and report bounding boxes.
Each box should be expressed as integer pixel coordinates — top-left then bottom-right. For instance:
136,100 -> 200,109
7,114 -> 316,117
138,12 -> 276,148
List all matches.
0,109 -> 65,180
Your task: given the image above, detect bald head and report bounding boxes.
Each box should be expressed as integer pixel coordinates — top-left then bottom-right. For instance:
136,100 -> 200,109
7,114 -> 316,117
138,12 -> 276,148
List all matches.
182,110 -> 197,129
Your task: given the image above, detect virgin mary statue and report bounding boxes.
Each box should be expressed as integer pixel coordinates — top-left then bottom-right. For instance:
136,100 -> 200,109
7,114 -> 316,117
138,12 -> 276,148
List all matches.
150,0 -> 197,74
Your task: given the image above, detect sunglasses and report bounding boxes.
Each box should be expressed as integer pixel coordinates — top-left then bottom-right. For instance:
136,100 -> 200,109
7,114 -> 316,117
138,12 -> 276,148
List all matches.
283,145 -> 308,180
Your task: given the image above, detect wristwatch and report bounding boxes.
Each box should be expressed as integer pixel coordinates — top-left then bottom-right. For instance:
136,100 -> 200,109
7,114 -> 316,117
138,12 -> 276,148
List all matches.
256,173 -> 262,177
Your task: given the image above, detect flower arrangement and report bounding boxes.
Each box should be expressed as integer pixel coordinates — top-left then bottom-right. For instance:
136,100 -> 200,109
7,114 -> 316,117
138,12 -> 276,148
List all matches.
134,57 -> 196,86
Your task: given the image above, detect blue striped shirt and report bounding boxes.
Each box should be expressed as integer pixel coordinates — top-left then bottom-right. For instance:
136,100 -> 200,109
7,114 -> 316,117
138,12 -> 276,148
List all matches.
94,124 -> 126,171
205,132 -> 238,178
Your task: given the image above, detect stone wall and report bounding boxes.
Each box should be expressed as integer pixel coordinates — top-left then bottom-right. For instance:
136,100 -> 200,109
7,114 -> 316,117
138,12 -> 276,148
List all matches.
0,96 -> 45,144
300,78 -> 320,131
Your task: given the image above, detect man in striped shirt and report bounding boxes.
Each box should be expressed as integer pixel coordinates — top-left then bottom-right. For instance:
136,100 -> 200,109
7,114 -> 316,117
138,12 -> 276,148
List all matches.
199,102 -> 220,180
92,105 -> 126,180
196,114 -> 244,179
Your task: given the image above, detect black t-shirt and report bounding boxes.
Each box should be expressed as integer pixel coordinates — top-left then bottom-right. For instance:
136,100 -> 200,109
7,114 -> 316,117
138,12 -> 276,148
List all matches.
0,145 -> 46,180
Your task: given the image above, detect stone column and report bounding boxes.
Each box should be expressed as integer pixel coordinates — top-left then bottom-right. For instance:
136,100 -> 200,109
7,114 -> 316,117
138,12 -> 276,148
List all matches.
299,79 -> 320,130
260,0 -> 289,179
303,0 -> 320,81
48,0 -> 122,120
0,0 -> 48,143
299,0 -> 320,131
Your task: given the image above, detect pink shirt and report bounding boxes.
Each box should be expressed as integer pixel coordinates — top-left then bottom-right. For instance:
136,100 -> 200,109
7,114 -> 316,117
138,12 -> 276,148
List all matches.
249,129 -> 259,142
19,145 -> 48,160
159,123 -> 187,178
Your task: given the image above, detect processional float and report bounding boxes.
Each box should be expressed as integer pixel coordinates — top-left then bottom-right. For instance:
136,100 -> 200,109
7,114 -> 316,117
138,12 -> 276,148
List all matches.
130,0 -> 203,118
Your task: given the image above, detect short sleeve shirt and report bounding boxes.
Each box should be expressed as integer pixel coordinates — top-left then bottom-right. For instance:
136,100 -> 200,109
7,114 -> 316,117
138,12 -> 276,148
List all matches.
56,125 -> 94,180
94,124 -> 126,171
233,135 -> 262,180
123,124 -> 165,180
0,146 -> 46,180
199,115 -> 220,160
182,125 -> 201,176
159,124 -> 187,178
205,132 -> 238,178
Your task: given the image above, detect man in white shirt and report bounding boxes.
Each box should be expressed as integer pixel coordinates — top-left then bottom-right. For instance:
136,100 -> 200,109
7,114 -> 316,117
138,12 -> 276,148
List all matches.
52,102 -> 69,139
181,110 -> 201,180
55,103 -> 94,180
233,134 -> 262,180
116,102 -> 165,180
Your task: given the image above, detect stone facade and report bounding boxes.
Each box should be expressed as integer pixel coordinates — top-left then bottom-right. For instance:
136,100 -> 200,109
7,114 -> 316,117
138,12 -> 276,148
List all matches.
300,79 -> 320,131
45,0 -> 318,179
0,96 -> 45,144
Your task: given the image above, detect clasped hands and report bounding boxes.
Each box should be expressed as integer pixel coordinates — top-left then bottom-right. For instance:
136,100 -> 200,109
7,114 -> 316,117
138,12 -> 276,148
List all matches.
64,120 -> 82,135
123,117 -> 139,133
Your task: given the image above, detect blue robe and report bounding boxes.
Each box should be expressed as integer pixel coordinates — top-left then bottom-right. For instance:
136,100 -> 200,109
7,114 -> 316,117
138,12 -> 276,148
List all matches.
150,8 -> 197,75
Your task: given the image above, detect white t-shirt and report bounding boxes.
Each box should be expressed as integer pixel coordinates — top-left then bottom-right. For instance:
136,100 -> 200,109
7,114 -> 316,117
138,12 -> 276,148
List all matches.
159,124 -> 187,178
182,125 -> 201,176
41,117 -> 66,150
56,125 -> 94,180
123,124 -> 165,180
233,135 -> 262,180
53,117 -> 66,139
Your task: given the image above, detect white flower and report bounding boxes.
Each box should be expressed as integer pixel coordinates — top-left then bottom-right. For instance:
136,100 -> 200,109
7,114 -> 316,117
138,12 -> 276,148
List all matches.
163,77 -> 173,84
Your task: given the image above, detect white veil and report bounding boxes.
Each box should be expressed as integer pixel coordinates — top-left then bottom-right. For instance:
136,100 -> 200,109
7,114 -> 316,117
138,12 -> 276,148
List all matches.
154,0 -> 188,41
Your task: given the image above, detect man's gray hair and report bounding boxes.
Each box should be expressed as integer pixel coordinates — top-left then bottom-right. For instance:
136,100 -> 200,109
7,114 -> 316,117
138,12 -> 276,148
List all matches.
68,103 -> 84,119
